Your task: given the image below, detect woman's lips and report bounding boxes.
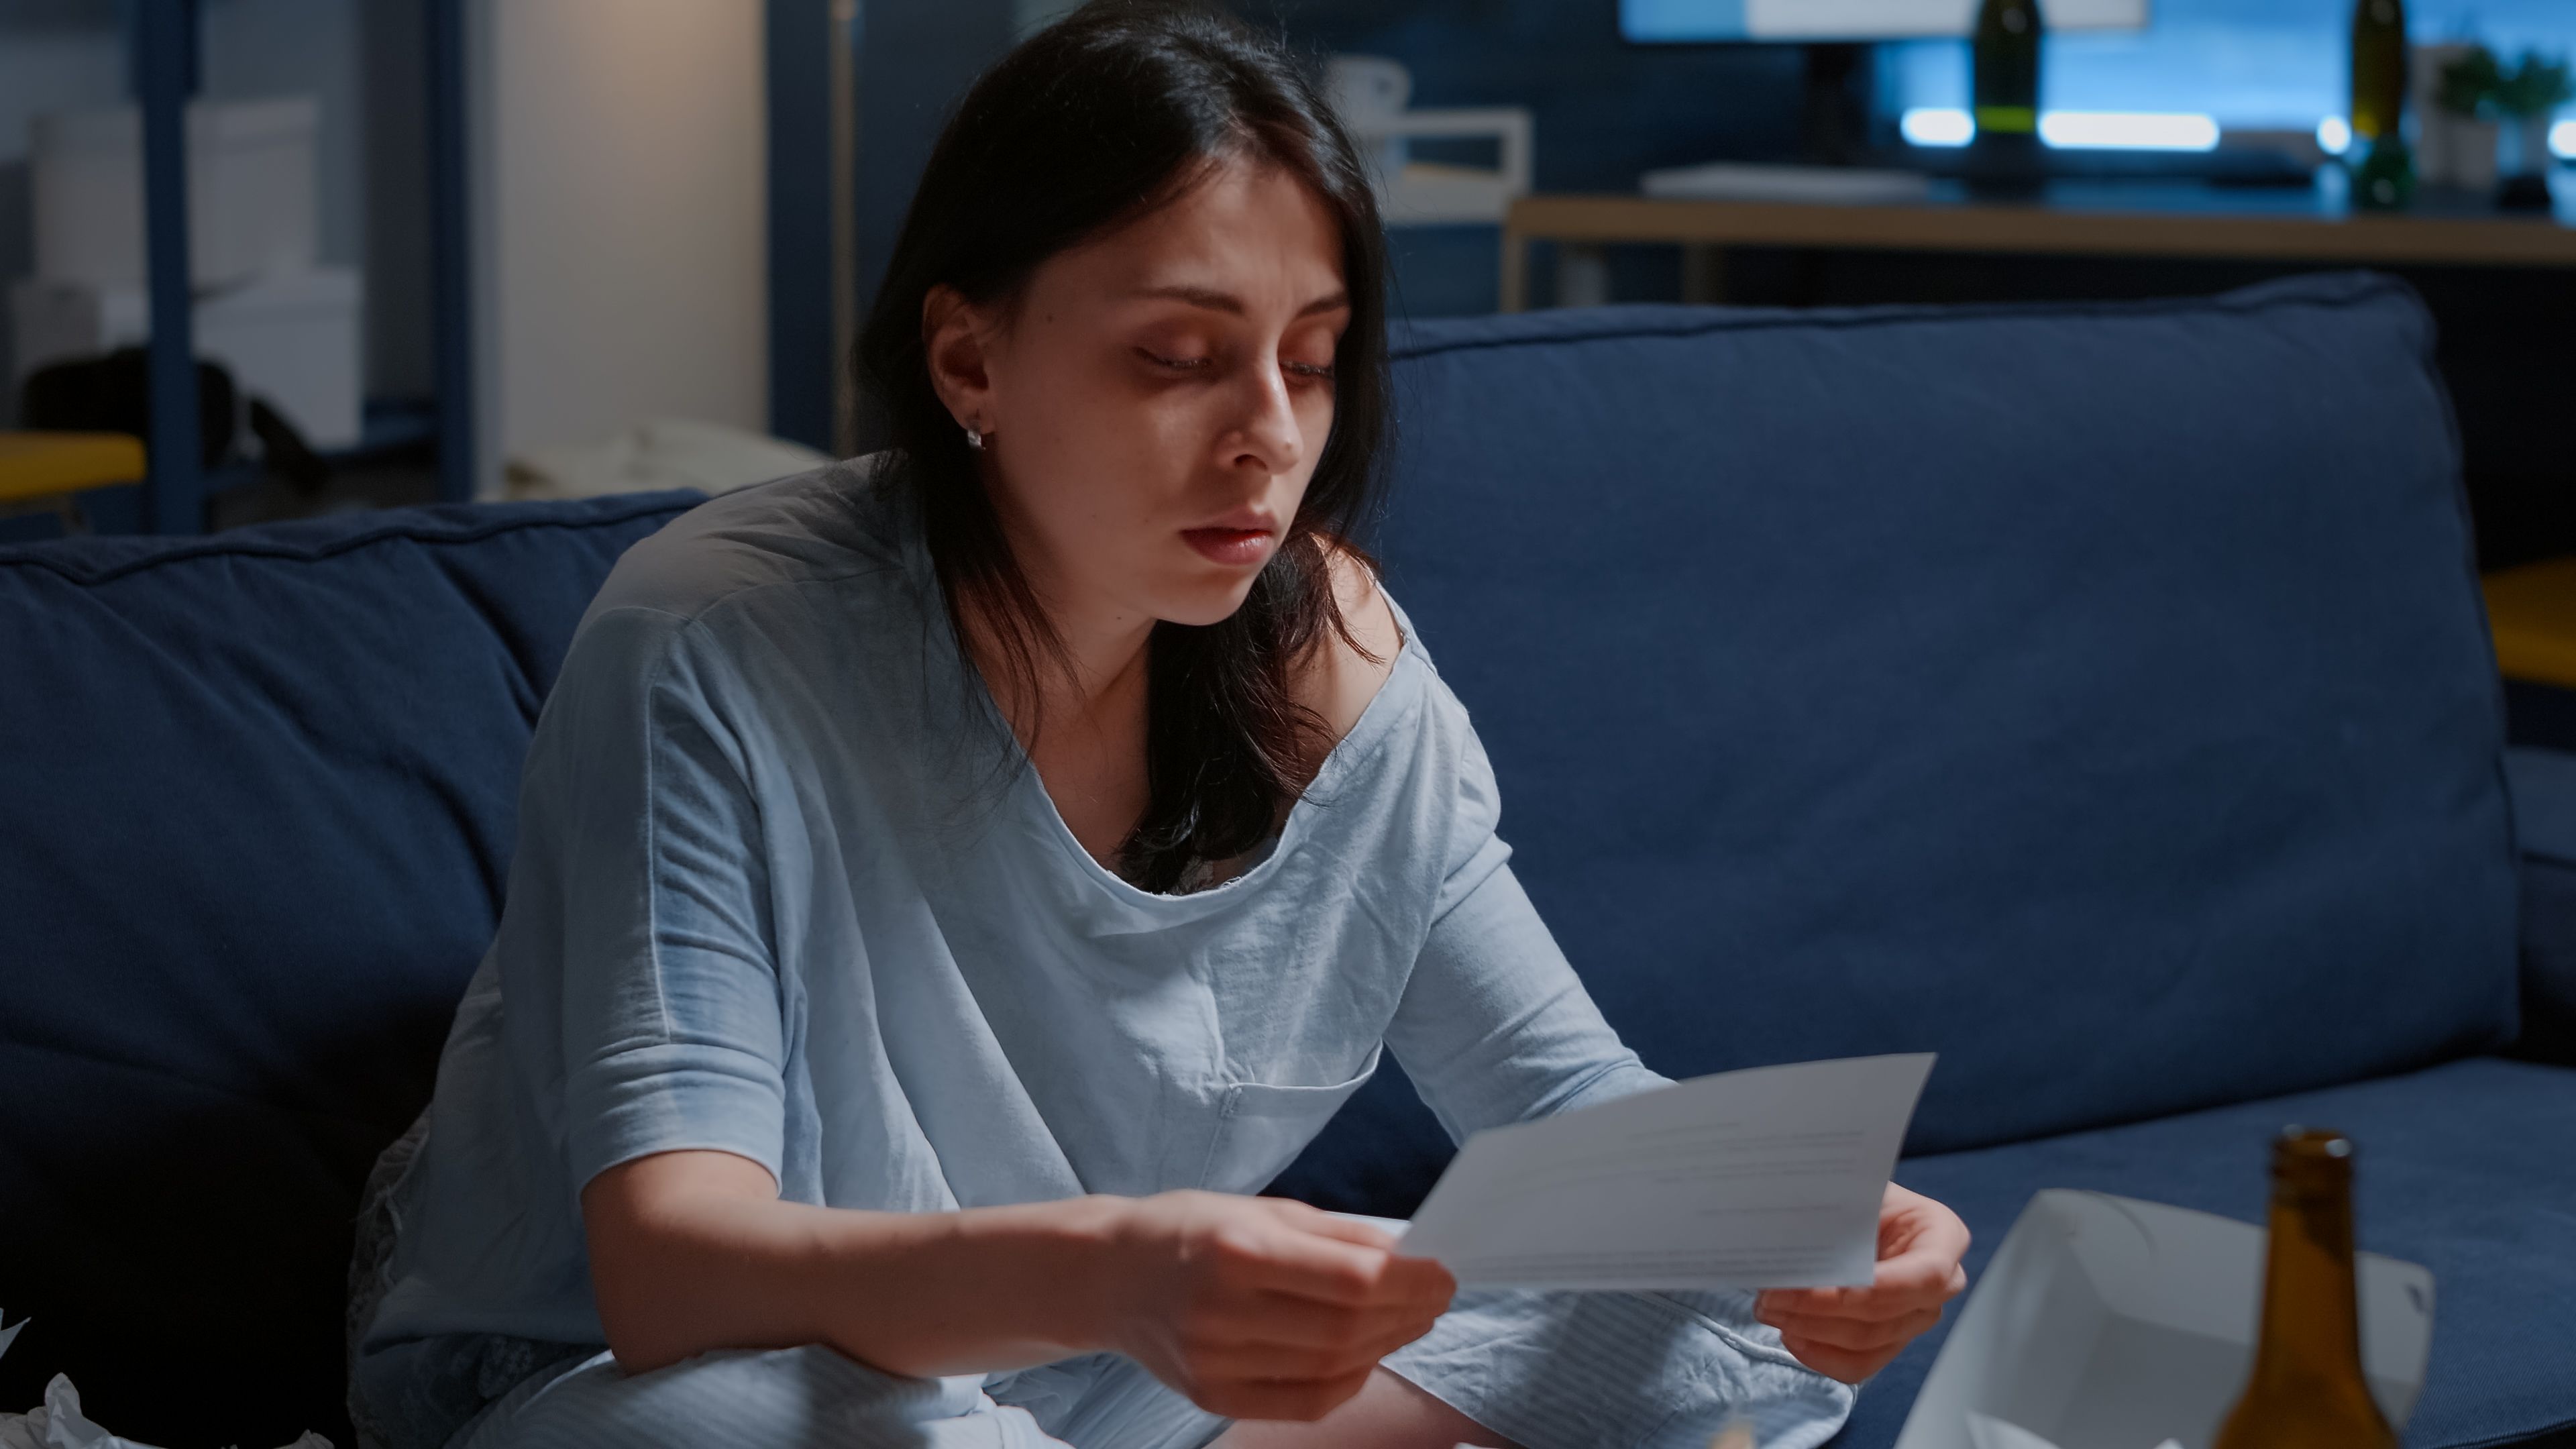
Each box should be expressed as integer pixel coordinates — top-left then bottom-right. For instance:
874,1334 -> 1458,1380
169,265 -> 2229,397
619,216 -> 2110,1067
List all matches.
1181,527 -> 1277,567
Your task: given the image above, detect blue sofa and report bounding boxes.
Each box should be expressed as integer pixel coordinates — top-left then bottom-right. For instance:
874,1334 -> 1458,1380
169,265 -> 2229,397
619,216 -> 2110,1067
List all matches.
3,272 -> 2569,1449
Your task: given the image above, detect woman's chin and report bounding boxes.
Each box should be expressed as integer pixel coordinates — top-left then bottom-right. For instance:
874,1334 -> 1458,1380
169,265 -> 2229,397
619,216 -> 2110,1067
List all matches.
1152,577 -> 1265,629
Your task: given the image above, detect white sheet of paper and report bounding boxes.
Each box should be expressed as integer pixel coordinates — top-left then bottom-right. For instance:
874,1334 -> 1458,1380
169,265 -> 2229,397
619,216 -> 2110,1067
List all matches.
1966,1412 -> 2183,1449
1395,1053 -> 1935,1289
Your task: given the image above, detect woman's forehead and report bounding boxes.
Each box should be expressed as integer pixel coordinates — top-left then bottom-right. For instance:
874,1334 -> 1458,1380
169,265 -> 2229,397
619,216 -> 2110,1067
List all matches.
1053,164 -> 1344,307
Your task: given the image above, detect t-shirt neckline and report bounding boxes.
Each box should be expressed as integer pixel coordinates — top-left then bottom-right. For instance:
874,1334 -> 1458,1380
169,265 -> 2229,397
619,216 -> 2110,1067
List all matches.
1005,616 -> 1422,910
861,454 -> 1428,914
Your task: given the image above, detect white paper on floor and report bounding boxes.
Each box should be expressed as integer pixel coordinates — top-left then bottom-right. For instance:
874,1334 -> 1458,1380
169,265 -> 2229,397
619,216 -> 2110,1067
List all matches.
1966,1411 -> 2182,1449
0,1308 -> 332,1449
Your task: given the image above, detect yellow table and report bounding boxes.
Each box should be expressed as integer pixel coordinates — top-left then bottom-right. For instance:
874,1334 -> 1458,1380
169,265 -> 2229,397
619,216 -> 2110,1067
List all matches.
0,431 -> 148,532
2485,561 -> 2576,689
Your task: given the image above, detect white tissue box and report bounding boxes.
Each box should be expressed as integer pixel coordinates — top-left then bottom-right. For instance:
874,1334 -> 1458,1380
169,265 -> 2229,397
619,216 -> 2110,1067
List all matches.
1894,1189 -> 2434,1449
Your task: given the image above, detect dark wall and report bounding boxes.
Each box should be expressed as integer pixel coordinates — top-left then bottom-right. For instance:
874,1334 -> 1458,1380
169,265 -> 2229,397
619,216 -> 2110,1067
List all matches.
853,0 -> 1018,343
360,0 -> 435,404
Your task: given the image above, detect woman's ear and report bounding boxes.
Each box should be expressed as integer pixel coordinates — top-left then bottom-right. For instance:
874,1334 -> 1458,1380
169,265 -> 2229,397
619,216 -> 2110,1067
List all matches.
922,284 -> 998,434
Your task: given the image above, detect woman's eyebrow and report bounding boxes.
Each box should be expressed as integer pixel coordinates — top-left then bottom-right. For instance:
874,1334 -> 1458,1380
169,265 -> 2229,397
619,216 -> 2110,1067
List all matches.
1126,283 -> 1350,317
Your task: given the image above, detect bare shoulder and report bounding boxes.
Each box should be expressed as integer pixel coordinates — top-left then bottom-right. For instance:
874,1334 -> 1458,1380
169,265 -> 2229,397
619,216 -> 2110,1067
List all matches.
1299,544 -> 1405,745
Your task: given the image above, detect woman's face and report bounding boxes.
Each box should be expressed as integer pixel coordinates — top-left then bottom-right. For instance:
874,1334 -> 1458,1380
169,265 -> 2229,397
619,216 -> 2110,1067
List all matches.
924,156 -> 1350,633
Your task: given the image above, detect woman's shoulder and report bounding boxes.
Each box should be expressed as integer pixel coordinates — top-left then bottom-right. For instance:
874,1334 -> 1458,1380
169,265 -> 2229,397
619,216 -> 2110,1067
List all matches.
579,454 -> 924,636
1295,544 -> 1407,749
535,458 -> 951,769
549,455 -> 943,718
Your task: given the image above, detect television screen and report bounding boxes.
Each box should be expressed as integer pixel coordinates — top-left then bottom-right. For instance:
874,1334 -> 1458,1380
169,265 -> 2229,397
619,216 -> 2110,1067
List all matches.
1622,0 -> 2151,42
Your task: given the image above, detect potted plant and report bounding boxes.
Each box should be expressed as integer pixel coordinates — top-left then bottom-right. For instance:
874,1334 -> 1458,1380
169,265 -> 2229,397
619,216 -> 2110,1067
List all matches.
2492,50 -> 2571,179
2435,44 -> 2569,207
2422,42 -> 2502,191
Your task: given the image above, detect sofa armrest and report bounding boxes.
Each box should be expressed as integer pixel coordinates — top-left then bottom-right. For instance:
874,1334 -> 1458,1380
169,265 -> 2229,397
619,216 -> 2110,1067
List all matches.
2506,747 -> 2576,1064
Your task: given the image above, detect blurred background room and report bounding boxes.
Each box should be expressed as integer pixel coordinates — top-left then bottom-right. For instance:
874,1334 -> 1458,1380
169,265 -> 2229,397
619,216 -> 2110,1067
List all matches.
24,0 -> 2571,724
2,0 -> 2570,547
7,6 -> 2576,1447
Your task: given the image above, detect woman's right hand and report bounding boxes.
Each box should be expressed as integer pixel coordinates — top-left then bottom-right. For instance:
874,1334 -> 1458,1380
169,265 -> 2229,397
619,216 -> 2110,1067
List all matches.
1087,1190 -> 1457,1422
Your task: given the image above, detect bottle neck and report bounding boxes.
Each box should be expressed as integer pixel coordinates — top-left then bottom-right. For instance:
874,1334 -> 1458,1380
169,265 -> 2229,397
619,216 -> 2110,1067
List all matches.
2246,1180 -> 2369,1389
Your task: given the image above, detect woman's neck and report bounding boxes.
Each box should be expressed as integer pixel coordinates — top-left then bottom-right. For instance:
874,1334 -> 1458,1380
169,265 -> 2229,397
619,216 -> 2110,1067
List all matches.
962,579 -> 1153,745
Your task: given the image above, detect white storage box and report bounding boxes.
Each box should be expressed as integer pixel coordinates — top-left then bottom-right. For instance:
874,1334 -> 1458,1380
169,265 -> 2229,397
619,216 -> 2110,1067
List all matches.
1895,1189 -> 2434,1449
30,97 -> 319,291
11,268 -> 365,451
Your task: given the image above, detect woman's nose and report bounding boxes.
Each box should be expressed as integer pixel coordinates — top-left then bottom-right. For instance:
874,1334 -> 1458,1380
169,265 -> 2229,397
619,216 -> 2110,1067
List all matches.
1228,356 -> 1305,475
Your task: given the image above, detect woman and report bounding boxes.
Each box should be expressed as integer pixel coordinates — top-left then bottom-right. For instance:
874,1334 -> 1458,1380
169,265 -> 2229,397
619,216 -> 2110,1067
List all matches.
347,4 -> 1970,1447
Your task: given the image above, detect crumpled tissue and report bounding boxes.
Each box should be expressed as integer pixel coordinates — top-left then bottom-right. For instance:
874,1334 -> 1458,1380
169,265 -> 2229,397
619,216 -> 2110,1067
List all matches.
0,1310 -> 331,1449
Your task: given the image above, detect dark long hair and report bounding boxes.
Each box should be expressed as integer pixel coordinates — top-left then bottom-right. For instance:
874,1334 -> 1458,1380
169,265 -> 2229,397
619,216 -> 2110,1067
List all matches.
852,0 -> 1397,893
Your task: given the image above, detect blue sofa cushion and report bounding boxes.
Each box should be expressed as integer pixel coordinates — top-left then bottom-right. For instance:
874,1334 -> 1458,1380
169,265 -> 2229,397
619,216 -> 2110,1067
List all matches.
0,492 -> 701,1448
1274,272 -> 2518,1219
2507,745 -> 2576,1064
1841,1056 -> 2576,1449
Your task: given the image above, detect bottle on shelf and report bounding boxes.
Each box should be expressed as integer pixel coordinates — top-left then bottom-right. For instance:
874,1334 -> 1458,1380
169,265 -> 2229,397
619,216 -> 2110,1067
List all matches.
1968,0 -> 2045,193
2349,0 -> 2416,210
2210,1128 -> 2401,1449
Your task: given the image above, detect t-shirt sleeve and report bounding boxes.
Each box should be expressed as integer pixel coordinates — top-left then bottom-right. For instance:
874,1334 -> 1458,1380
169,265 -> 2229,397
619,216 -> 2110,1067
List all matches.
1385,711 -> 1670,1144
510,603 -> 789,1197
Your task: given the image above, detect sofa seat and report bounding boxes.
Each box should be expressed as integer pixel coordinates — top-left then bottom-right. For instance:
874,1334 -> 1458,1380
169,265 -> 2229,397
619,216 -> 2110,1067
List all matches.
1836,1055 -> 2576,1449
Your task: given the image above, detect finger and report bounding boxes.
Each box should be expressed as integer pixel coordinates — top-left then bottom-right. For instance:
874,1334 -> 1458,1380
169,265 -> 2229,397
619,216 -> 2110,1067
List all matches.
1188,1310 -> 1440,1382
1762,1299 -> 1937,1350
1866,1242 -> 1972,1307
1191,1288 -> 1443,1353
1776,1330 -> 1893,1387
1756,1303 -> 1943,1354
1762,1249 -> 1962,1322
1759,1300 -> 1928,1350
1236,1229 -> 1455,1311
1757,1284 -> 1866,1318
1267,1203 -> 1402,1253
1880,1187 -> 1972,1266
1193,1364 -> 1378,1423
1219,1221 -> 1400,1305
1373,1251 -> 1458,1307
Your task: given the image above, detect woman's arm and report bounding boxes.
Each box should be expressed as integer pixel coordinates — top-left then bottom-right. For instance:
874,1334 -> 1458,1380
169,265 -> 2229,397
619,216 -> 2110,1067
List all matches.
580,1147 -> 1458,1422
581,1148 -> 1095,1376
1386,857 -> 1970,1388
1383,859 -> 1668,1140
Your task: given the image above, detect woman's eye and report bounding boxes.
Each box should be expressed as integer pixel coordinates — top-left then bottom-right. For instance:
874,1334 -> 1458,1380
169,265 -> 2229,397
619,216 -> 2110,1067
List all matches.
1136,347 -> 1332,384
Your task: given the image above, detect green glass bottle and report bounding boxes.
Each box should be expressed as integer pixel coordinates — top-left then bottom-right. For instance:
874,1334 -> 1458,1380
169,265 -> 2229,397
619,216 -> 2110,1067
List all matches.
2210,1128 -> 2402,1449
2350,0 -> 2408,145
2349,0 -> 2414,210
1973,0 -> 2044,145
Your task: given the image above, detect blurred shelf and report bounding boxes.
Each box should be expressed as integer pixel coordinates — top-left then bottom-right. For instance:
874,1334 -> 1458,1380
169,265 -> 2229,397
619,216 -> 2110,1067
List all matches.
1503,173 -> 2576,311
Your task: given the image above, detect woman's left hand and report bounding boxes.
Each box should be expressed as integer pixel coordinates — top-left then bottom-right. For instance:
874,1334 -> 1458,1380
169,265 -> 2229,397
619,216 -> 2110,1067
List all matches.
1753,1181 -> 1970,1384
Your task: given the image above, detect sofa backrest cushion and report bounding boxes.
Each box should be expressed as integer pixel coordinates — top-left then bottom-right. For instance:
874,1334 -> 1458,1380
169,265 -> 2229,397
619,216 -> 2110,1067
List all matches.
1277,272 -> 2518,1215
0,492 -> 700,1447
